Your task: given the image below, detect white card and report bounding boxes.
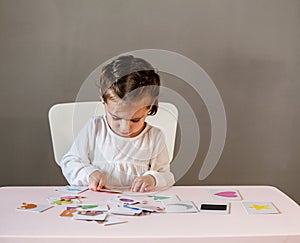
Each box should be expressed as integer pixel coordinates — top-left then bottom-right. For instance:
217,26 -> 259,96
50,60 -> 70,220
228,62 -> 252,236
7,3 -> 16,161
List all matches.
209,189 -> 242,201
108,195 -> 148,205
148,194 -> 180,203
198,202 -> 230,214
56,186 -> 88,194
77,203 -> 108,212
163,201 -> 198,213
109,205 -> 143,216
17,203 -> 53,213
73,211 -> 107,221
242,202 -> 280,214
102,215 -> 128,226
133,203 -> 165,212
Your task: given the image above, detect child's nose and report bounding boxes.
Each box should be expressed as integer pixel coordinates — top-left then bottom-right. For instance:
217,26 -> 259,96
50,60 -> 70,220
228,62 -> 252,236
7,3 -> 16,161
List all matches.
120,120 -> 130,130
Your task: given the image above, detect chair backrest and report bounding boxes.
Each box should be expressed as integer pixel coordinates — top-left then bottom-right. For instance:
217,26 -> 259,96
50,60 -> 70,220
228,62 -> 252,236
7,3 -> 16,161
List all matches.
48,101 -> 178,165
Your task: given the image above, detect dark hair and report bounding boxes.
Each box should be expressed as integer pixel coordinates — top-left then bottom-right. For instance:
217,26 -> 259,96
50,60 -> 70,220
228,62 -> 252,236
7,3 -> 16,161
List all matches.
98,55 -> 160,115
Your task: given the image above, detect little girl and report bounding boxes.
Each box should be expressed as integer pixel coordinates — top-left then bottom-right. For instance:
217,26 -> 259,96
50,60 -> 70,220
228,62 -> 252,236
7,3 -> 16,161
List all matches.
60,55 -> 175,192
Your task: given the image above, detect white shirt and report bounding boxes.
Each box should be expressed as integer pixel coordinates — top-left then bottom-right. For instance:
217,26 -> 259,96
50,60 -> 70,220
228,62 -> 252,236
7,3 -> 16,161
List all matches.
60,115 -> 175,188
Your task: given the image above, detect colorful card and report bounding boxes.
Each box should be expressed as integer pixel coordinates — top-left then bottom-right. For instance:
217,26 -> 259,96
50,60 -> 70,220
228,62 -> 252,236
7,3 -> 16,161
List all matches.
209,189 -> 242,201
108,195 -> 148,205
163,201 -> 198,213
60,208 -> 77,217
17,202 -> 53,213
77,203 -> 108,212
148,194 -> 180,203
60,195 -> 85,201
47,195 -> 82,205
132,203 -> 165,213
56,186 -> 88,194
109,205 -> 143,216
242,202 -> 280,214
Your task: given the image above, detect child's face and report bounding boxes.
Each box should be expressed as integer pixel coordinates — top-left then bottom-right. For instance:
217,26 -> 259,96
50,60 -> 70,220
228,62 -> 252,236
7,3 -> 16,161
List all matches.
104,96 -> 152,138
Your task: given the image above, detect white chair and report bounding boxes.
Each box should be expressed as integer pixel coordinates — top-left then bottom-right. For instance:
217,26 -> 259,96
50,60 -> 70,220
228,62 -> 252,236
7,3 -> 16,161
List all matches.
48,101 -> 178,165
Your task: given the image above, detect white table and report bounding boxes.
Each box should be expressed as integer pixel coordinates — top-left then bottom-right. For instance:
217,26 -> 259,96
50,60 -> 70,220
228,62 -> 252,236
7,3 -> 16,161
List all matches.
1,185 -> 299,243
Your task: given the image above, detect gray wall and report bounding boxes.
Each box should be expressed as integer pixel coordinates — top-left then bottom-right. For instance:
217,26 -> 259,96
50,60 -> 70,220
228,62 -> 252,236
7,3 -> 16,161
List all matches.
1,0 -> 299,203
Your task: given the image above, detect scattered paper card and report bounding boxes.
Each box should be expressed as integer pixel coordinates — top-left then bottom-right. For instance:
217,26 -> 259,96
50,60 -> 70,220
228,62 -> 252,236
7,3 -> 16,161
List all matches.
60,208 -> 77,217
148,194 -> 180,203
17,202 -> 53,213
209,189 -> 242,201
242,202 -> 280,214
47,195 -> 82,205
109,205 -> 143,216
133,203 -> 165,213
56,186 -> 88,194
163,201 -> 198,213
98,215 -> 128,226
77,203 -> 108,212
110,195 -> 147,205
198,202 -> 230,214
73,211 -> 107,221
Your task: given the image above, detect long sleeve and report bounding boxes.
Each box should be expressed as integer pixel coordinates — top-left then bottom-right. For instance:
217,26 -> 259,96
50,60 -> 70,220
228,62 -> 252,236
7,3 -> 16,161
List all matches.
60,118 -> 99,186
143,131 -> 175,188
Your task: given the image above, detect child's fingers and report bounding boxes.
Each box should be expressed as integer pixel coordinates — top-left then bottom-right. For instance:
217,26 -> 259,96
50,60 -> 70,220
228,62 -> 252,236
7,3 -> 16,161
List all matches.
96,176 -> 106,191
131,178 -> 143,192
139,182 -> 150,192
144,185 -> 154,192
89,180 -> 98,191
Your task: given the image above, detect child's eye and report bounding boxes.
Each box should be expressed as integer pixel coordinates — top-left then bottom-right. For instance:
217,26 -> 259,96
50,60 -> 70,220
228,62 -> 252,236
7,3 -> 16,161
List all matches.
112,116 -> 121,121
130,118 -> 141,123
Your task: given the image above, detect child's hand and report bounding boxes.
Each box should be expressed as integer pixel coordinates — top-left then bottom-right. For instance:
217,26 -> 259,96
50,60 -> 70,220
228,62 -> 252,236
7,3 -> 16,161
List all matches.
131,175 -> 156,192
88,170 -> 106,191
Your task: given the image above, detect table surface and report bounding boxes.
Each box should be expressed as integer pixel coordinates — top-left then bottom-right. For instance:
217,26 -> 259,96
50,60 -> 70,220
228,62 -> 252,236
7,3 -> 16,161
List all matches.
1,185 -> 299,243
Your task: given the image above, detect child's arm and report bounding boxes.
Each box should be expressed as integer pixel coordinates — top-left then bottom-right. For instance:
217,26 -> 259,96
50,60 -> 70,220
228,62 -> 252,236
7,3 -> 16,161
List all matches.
143,144 -> 175,189
131,129 -> 175,192
60,118 -> 103,187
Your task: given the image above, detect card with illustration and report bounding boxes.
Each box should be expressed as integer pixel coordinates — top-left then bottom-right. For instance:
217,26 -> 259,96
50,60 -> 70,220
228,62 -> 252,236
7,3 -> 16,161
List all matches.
148,194 -> 180,203
77,203 -> 108,212
109,205 -> 143,216
108,195 -> 149,205
132,203 -> 165,213
56,186 -> 88,194
60,208 -> 77,217
242,202 -> 280,214
73,211 -> 108,221
17,202 -> 53,213
163,201 -> 198,213
209,189 -> 242,201
198,202 -> 230,214
47,195 -> 82,205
